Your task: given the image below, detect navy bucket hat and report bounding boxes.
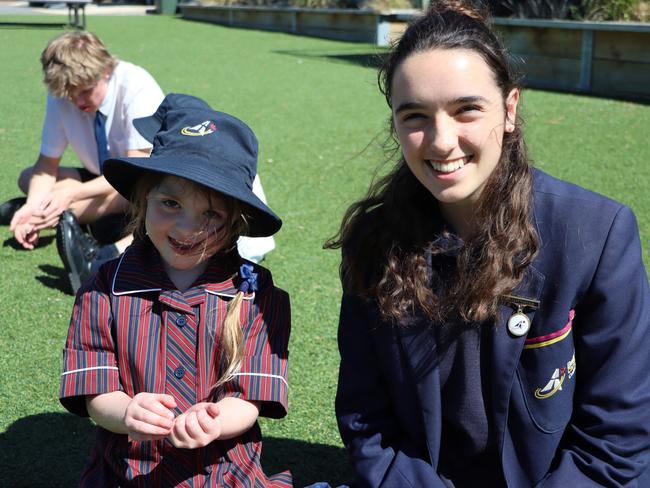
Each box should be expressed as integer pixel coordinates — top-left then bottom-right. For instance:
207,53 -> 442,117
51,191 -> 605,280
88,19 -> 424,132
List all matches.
103,108 -> 282,238
133,93 -> 211,143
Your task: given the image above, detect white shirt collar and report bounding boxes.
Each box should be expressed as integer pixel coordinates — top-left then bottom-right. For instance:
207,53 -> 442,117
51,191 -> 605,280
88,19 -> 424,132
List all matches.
98,63 -> 118,117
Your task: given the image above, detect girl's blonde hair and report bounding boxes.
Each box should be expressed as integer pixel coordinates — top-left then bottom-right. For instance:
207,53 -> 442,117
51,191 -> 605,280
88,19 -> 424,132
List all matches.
214,290 -> 246,389
41,31 -> 118,99
128,172 -> 251,389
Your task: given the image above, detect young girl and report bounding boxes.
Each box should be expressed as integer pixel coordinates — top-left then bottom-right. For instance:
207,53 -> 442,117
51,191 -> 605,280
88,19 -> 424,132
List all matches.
60,107 -> 292,487
328,2 -> 650,487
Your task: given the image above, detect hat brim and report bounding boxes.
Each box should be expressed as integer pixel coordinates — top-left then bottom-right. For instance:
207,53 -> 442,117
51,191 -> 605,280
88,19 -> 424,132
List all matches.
103,156 -> 282,238
133,116 -> 161,144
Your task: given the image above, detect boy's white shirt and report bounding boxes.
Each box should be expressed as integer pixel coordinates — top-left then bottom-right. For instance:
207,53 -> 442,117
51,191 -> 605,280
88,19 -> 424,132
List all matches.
40,61 -> 164,175
237,174 -> 276,263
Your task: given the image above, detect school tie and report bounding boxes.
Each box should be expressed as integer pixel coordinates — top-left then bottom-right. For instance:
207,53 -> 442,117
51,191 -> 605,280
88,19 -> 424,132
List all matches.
94,111 -> 108,173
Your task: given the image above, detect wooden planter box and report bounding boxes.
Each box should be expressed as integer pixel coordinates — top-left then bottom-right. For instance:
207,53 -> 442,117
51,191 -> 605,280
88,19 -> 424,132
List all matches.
491,18 -> 650,101
179,5 -> 650,100
180,5 -> 382,43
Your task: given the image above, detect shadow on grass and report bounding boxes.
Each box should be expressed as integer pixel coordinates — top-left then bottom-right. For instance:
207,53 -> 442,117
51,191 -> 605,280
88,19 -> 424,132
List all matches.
521,84 -> 650,106
0,413 -> 351,487
273,48 -> 386,70
0,412 -> 94,486
37,263 -> 72,295
1,235 -> 71,293
2,234 -> 55,250
262,436 -> 351,487
0,22 -> 66,29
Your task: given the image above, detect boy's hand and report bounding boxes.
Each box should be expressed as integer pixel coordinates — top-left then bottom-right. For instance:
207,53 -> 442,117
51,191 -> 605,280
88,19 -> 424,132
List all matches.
10,203 -> 40,249
123,392 -> 177,441
169,402 -> 221,449
37,185 -> 77,224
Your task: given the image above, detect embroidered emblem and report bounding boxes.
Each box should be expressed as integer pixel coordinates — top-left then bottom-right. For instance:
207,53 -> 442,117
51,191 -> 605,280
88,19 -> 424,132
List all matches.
566,352 -> 576,378
180,120 -> 216,136
534,352 -> 576,399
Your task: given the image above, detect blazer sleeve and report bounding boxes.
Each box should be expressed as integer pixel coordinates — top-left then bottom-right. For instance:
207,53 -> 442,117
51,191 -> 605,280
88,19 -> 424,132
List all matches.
336,294 -> 446,488
538,205 -> 650,487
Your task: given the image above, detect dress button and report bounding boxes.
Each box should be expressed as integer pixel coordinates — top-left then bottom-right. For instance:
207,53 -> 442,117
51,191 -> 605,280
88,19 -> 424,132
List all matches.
174,366 -> 185,379
176,315 -> 187,327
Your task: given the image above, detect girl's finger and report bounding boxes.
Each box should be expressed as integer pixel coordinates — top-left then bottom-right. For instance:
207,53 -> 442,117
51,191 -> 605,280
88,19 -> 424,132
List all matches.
127,418 -> 172,437
156,394 -> 178,410
206,403 -> 220,418
184,411 -> 204,439
146,403 -> 175,422
196,408 -> 216,433
140,395 -> 175,420
171,414 -> 189,443
131,406 -> 174,429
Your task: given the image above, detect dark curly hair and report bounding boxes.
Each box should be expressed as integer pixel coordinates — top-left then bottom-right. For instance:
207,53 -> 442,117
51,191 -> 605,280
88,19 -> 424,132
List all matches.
326,0 -> 539,324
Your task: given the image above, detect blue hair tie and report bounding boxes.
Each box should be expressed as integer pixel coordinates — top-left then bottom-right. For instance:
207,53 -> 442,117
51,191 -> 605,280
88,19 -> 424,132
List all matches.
239,264 -> 258,293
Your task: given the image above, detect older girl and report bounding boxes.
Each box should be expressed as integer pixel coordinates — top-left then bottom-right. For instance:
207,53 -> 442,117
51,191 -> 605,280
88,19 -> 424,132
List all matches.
329,2 -> 650,486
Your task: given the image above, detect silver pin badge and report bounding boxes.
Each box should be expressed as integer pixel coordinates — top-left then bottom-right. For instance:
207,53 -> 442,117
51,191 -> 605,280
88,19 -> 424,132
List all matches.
501,294 -> 539,338
507,306 -> 531,337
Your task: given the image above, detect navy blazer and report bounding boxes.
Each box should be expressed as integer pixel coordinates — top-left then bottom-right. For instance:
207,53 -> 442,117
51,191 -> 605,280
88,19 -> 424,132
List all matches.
336,169 -> 650,487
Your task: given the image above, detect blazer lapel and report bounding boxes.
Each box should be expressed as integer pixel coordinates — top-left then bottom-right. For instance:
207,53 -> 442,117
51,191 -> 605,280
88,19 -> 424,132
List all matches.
489,264 -> 545,455
397,313 -> 442,468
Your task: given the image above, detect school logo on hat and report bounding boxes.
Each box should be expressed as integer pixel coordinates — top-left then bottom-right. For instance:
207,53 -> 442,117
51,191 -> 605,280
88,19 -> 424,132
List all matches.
181,120 -> 216,136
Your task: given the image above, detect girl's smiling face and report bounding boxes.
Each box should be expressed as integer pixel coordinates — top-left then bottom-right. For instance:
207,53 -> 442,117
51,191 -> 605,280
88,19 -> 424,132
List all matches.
391,48 -> 519,227
145,176 -> 228,285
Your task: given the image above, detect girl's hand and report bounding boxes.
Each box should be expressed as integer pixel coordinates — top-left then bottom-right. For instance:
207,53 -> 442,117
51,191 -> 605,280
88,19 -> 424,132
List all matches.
169,402 -> 221,449
123,392 -> 177,441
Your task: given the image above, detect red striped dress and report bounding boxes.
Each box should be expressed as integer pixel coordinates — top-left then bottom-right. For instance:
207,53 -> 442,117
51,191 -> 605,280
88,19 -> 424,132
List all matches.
60,239 -> 292,487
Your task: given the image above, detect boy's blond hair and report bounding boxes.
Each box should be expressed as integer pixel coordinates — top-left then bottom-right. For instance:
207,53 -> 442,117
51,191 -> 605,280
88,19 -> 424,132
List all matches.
40,31 -> 118,99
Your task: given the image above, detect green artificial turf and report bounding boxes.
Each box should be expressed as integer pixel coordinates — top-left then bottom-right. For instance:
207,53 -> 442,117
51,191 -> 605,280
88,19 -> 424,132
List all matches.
0,14 -> 648,486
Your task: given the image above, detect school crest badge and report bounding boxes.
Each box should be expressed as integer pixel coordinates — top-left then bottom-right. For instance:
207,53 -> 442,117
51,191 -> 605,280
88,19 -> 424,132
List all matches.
181,120 -> 216,136
534,352 -> 576,399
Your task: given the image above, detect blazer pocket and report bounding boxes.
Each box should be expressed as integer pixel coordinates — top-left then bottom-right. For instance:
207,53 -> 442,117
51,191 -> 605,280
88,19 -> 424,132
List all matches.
517,310 -> 577,433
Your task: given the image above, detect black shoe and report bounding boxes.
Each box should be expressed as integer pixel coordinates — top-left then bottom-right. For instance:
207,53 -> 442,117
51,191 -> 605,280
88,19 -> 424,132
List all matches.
0,197 -> 26,225
56,211 -> 100,294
